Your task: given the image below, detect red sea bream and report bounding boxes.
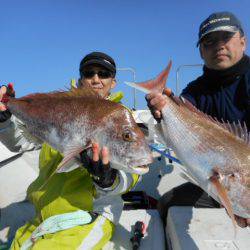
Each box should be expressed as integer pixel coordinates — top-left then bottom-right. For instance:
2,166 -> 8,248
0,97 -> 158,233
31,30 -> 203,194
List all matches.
128,62 -> 250,221
6,87 -> 152,175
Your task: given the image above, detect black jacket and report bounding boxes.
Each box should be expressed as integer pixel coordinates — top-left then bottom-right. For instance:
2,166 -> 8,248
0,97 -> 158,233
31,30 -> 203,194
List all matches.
181,55 -> 250,130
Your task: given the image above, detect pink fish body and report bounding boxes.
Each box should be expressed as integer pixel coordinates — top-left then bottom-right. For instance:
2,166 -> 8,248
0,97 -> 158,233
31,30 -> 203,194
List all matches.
132,61 -> 250,220
161,97 -> 250,218
7,87 -> 152,174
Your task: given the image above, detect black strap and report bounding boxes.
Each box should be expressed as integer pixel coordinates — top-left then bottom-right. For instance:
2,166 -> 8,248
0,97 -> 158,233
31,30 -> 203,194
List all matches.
0,152 -> 24,168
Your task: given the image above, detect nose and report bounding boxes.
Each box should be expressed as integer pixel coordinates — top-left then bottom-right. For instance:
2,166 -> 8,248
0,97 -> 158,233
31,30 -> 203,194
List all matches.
91,73 -> 101,83
213,40 -> 226,51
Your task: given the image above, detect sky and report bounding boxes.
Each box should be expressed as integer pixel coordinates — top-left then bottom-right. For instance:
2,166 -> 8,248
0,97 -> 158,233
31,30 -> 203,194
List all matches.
1,0 -> 250,109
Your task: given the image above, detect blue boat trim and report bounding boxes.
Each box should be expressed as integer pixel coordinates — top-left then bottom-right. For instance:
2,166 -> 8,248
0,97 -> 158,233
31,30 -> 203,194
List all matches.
149,144 -> 182,165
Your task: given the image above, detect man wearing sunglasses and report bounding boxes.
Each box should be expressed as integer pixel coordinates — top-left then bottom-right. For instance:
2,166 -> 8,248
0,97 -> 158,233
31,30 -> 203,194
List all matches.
78,51 -> 117,98
146,12 -> 250,227
0,52 -> 140,249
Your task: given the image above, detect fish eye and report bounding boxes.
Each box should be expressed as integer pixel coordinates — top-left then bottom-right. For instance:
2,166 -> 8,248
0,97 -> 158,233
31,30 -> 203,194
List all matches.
122,131 -> 133,142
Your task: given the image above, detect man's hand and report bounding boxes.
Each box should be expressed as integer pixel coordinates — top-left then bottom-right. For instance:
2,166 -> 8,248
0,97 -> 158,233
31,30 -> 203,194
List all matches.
234,215 -> 250,228
80,142 -> 117,188
223,204 -> 250,228
0,85 -> 14,122
145,88 -> 172,121
0,85 -> 8,111
146,92 -> 168,121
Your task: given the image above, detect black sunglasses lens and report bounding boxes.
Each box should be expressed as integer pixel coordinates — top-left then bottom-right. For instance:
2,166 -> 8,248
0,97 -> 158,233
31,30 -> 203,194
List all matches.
202,32 -> 235,47
82,71 -> 95,78
98,71 -> 112,78
82,70 -> 112,79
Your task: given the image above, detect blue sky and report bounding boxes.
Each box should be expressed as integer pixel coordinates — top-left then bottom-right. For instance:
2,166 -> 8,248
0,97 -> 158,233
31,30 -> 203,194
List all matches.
1,0 -> 249,109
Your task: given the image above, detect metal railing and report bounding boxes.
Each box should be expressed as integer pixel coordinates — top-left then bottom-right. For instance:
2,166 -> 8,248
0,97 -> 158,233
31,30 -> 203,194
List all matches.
117,67 -> 136,110
176,64 -> 203,95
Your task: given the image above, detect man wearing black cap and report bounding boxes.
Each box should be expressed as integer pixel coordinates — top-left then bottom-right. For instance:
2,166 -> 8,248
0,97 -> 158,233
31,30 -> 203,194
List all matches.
78,52 -> 117,98
0,52 -> 140,249
146,11 -> 250,227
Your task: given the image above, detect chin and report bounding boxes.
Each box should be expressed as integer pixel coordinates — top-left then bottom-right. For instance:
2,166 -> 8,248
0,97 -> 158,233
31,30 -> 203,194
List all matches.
211,60 -> 233,70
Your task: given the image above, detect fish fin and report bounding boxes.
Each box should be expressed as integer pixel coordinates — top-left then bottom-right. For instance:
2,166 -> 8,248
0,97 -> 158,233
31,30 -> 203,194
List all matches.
178,97 -> 250,145
210,172 -> 237,233
221,121 -> 250,145
16,119 -> 43,146
125,60 -> 172,94
67,86 -> 102,98
16,85 -> 101,102
56,143 -> 92,173
56,158 -> 80,173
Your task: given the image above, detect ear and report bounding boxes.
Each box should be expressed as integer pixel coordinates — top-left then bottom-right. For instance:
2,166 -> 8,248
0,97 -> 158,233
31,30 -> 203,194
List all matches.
241,36 -> 247,52
111,78 -> 116,89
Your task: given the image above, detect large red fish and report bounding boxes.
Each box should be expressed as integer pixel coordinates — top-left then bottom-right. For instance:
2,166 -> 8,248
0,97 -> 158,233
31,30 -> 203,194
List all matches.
126,61 -> 250,224
5,87 -> 152,174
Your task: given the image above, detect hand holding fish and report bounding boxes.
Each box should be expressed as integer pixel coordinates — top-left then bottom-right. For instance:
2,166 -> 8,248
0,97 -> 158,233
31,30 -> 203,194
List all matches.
146,88 -> 172,121
222,204 -> 250,227
0,83 -> 15,108
225,210 -> 250,228
0,85 -> 7,111
0,84 -> 14,122
80,142 -> 117,188
235,216 -> 250,227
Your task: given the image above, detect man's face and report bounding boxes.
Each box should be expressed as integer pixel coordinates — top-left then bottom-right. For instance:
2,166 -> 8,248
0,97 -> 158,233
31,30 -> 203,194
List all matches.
200,31 -> 246,70
79,65 -> 116,98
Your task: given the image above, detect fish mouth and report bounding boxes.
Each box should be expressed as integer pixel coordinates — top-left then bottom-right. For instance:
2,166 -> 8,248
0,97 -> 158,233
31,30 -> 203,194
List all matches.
110,157 -> 152,175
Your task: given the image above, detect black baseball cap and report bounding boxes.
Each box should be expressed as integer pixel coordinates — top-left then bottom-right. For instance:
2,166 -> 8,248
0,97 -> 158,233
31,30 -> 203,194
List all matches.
197,11 -> 244,46
79,52 -> 116,76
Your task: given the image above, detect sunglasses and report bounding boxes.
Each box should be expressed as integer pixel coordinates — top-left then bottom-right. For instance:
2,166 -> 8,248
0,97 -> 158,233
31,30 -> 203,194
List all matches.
201,32 -> 237,48
82,70 -> 113,79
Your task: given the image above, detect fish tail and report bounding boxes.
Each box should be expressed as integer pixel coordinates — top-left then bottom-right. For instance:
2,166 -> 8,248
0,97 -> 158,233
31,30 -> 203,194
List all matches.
125,60 -> 172,94
141,60 -> 172,93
